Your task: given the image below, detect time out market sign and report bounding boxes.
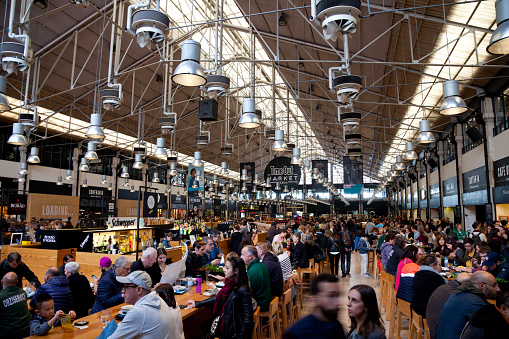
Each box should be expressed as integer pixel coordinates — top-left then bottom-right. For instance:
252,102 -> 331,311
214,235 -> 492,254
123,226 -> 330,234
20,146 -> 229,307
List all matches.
264,156 -> 301,191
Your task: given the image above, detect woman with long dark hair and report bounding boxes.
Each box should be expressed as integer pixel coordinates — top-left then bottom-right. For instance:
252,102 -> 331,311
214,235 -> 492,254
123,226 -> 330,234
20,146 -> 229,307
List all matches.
186,257 -> 253,338
347,284 -> 386,339
237,232 -> 253,255
432,234 -> 450,256
395,245 -> 418,291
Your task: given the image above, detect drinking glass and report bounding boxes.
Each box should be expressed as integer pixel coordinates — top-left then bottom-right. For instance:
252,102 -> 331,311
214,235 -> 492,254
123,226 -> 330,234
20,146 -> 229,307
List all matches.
100,309 -> 112,328
61,315 -> 73,333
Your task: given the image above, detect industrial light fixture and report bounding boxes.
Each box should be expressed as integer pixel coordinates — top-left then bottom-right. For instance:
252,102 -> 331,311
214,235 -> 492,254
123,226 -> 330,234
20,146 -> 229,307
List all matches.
395,155 -> 405,171
130,185 -> 135,193
168,162 -> 178,175
1,41 -> 33,74
487,0 -> 509,54
152,172 -> 160,183
241,169 -> 249,180
439,80 -> 468,115
120,165 -> 129,178
241,183 -> 247,192
303,160 -> 312,173
172,40 -> 206,86
101,84 -> 123,111
275,182 -> 281,190
85,114 -> 105,141
123,178 -> 130,187
416,120 -> 435,144
192,151 -> 203,167
212,174 -> 218,185
203,75 -> 230,99
291,147 -> 301,165
79,158 -> 89,172
283,185 -> 289,193
7,123 -> 27,146
133,154 -> 144,169
82,179 -> 88,188
56,176 -> 63,185
192,180 -> 198,189
279,12 -> 287,26
65,169 -> 73,181
317,173 -> 324,183
238,98 -> 261,128
253,174 -> 260,185
129,6 -> 169,48
0,76 -> 11,112
312,168 -> 319,180
84,141 -> 99,160
252,186 -> 258,193
27,147 -> 40,164
153,137 -> 167,158
195,170 -> 203,182
272,130 -> 288,151
19,162 -> 28,175
403,142 -> 418,161
18,174 -> 25,183
101,175 -> 107,184
220,162 -> 228,175
108,183 -> 113,190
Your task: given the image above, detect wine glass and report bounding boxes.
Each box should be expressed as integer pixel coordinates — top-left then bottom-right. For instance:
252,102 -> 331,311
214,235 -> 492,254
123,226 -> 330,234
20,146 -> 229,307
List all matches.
100,309 -> 112,328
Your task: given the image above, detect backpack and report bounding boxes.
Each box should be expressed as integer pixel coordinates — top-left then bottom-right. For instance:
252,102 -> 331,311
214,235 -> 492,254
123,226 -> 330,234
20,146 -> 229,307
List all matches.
341,231 -> 352,248
471,231 -> 481,244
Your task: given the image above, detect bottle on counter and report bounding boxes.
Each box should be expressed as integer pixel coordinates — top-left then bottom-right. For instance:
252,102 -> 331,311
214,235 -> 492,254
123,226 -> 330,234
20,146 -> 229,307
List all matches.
187,276 -> 193,293
196,275 -> 202,293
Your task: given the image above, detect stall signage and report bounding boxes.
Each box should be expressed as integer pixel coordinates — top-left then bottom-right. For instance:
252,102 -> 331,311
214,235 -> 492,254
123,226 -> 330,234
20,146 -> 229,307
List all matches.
107,217 -> 143,230
443,177 -> 458,196
430,184 -> 440,200
264,156 -> 301,190
492,186 -> 509,204
462,190 -> 488,206
463,167 -> 487,193
420,189 -> 427,201
494,156 -> 509,187
143,192 -> 157,217
189,195 -> 202,210
312,160 -> 328,188
443,195 -> 459,207
7,194 -> 27,215
343,156 -> 363,185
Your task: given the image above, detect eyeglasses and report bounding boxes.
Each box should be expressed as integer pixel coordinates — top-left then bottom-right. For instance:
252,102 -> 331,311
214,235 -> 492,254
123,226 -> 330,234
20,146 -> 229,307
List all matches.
481,281 -> 498,288
122,284 -> 138,290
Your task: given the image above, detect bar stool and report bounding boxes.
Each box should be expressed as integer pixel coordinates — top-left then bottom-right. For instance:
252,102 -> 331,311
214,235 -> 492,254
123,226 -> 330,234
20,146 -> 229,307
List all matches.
409,310 -> 424,339
423,318 -> 431,339
292,293 -> 300,321
386,277 -> 397,339
299,259 -> 316,291
374,255 -> 381,286
367,250 -> 375,273
379,271 -> 390,313
253,307 -> 260,339
395,298 -> 412,339
258,297 -> 280,339
278,289 -> 292,330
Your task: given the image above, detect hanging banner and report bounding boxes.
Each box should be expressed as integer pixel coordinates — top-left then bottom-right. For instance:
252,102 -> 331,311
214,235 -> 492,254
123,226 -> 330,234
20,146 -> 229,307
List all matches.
343,156 -> 363,185
240,162 -> 256,190
311,160 -> 328,188
143,192 -> 157,217
463,166 -> 487,193
344,184 -> 364,195
188,163 -> 204,191
7,194 -> 27,215
263,156 -> 301,191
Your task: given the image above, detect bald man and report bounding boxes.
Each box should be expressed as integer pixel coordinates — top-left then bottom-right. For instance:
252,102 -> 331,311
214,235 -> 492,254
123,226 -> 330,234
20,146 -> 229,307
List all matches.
0,272 -> 32,338
130,247 -> 158,287
426,272 -> 471,339
436,271 -> 499,339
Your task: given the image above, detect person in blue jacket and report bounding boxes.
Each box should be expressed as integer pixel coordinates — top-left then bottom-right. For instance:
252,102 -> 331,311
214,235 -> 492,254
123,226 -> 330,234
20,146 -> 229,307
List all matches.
29,267 -> 73,314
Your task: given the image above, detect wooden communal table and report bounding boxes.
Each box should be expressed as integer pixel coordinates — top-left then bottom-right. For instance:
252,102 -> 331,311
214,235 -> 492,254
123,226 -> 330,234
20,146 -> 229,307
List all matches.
25,282 -> 215,339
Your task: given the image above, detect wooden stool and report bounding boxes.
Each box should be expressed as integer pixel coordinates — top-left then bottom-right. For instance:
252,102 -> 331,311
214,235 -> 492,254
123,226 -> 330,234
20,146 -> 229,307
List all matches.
279,289 -> 292,330
367,250 -> 375,273
374,255 -> 381,286
259,297 -> 280,339
253,307 -> 260,339
409,310 -> 424,339
299,259 -> 316,291
292,293 -> 300,321
379,271 -> 390,313
395,298 -> 412,339
387,285 -> 397,339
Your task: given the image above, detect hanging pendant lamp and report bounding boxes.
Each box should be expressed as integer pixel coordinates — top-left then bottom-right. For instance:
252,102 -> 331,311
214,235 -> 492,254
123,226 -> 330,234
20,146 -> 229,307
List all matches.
7,123 -> 26,146
101,175 -> 107,184
291,147 -> 301,165
192,151 -> 203,167
416,120 -> 435,144
152,172 -> 160,183
120,165 -> 129,178
65,169 -> 73,181
56,176 -> 63,185
172,40 -> 206,86
439,80 -> 468,115
19,162 -> 28,175
272,130 -> 288,151
238,98 -> 261,128
241,169 -> 249,180
85,114 -> 105,141
487,0 -> 509,54
84,141 -> 99,160
153,137 -> 167,158
403,142 -> 418,161
220,162 -> 228,175
27,147 -> 41,164
133,154 -> 144,169
79,158 -> 89,172
395,155 -> 405,171
168,162 -> 178,176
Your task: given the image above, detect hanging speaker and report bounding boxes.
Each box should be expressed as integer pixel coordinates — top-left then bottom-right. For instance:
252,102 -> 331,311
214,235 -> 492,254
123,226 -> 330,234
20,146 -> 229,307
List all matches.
199,99 -> 218,121
466,127 -> 482,142
427,157 -> 438,168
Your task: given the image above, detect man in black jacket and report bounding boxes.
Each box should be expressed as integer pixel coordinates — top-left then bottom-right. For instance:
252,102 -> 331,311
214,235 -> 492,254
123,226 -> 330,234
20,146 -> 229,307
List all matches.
267,222 -> 281,243
185,241 -> 205,277
256,241 -> 284,297
385,235 -> 406,276
290,233 -> 307,268
0,252 -> 40,290
64,261 -> 95,319
90,256 -> 131,314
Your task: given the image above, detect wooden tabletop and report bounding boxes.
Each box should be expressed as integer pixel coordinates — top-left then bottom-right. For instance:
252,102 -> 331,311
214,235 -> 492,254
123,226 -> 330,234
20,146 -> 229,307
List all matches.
25,282 -> 215,338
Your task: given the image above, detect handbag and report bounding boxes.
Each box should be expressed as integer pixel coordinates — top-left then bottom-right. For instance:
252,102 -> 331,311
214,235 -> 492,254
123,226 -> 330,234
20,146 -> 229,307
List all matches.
207,314 -> 223,338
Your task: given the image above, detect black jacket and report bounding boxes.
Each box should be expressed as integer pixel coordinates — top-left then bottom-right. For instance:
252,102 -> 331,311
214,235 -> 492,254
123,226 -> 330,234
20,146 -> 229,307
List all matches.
327,236 -> 340,253
385,245 -> 404,276
90,270 -> 123,314
267,226 -> 281,243
29,276 -> 73,314
290,241 -> 307,268
262,252 -> 284,298
460,303 -> 509,339
411,269 -> 446,317
0,259 -> 40,290
185,251 -> 202,277
230,232 -> 243,254
196,286 -> 254,339
68,273 -> 95,319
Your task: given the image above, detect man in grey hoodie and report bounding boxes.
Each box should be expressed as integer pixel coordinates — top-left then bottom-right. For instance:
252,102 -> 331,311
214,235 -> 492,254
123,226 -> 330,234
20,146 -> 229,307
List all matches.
109,271 -> 184,339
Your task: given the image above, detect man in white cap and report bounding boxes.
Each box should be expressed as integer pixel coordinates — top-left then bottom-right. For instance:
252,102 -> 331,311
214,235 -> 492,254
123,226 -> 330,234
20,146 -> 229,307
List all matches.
108,271 -> 184,339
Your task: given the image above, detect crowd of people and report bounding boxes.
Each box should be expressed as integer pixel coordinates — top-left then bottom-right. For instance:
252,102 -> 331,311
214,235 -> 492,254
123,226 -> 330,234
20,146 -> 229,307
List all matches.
0,215 -> 508,338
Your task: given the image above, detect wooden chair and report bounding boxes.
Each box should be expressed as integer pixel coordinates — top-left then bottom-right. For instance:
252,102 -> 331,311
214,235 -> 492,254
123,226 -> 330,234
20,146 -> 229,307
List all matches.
292,292 -> 300,321
367,250 -> 375,273
386,275 -> 397,339
374,254 -> 381,286
258,297 -> 280,339
423,318 -> 431,339
253,307 -> 260,339
299,259 -> 316,291
278,289 -> 292,330
409,310 -> 424,339
379,271 -> 390,313
395,298 -> 412,339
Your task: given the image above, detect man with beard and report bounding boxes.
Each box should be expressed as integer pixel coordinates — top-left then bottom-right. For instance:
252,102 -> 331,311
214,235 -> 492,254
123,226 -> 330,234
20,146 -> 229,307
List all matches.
283,274 -> 345,339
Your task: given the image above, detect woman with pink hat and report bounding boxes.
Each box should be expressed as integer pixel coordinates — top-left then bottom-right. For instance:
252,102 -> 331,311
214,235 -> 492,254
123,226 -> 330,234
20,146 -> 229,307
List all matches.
93,257 -> 113,294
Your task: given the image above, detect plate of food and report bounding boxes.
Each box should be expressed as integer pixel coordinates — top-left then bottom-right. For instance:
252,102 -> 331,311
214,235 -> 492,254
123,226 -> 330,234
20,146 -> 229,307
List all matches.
173,286 -> 187,295
215,281 -> 225,288
203,289 -> 216,297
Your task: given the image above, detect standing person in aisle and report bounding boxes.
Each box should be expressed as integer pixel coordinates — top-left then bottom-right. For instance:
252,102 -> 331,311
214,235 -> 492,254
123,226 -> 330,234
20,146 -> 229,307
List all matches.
283,274 -> 345,339
359,234 -> 372,277
346,284 -> 386,339
326,229 -> 341,277
339,224 -> 354,277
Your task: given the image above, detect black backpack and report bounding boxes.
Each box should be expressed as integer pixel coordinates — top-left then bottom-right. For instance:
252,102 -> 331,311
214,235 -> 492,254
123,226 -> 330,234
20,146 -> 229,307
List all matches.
341,231 -> 352,248
471,231 -> 481,244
